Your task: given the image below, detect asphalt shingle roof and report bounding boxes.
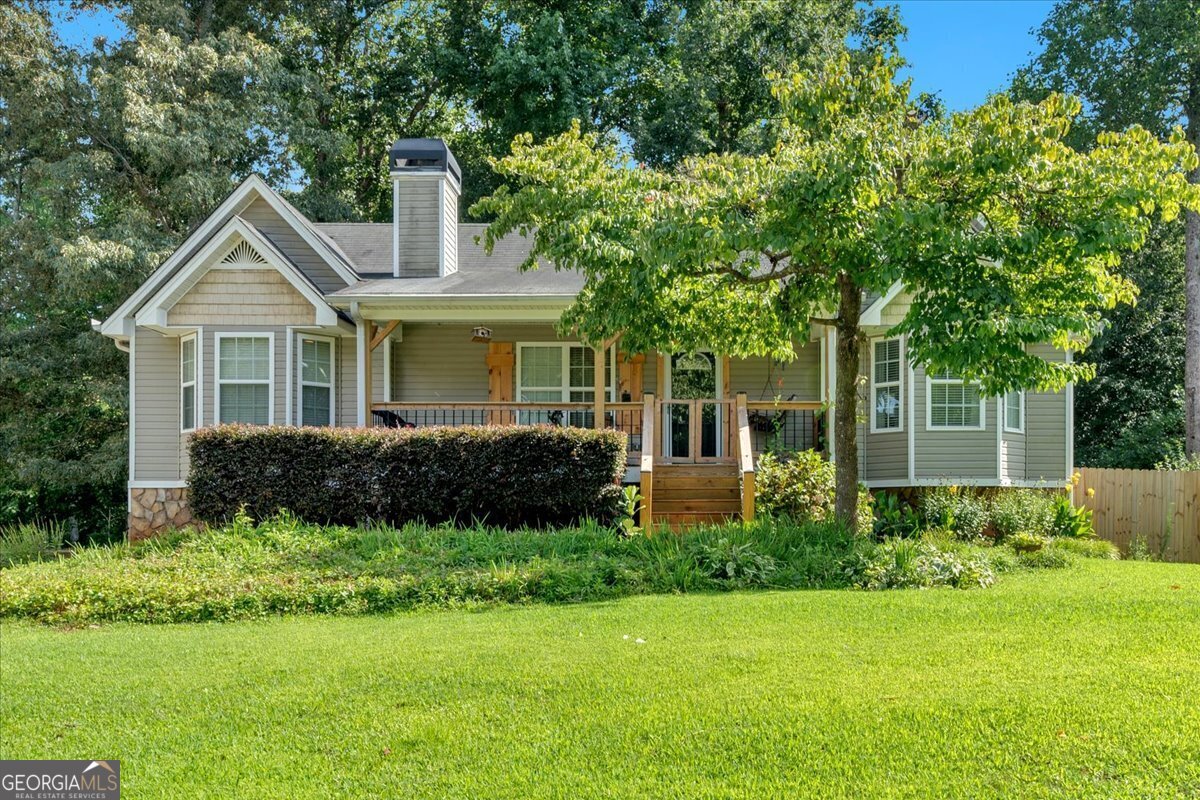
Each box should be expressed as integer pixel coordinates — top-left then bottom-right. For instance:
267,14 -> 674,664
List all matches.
315,223 -> 584,298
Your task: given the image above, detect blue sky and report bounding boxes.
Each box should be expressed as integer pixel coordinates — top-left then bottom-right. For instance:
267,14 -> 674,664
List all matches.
894,1 -> 1054,110
52,1 -> 1053,112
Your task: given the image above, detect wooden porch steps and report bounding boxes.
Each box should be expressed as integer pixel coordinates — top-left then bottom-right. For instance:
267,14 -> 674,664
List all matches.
650,464 -> 742,528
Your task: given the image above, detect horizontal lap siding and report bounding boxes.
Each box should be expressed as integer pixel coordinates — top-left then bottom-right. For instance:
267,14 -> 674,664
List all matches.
1025,344 -> 1069,482
727,343 -> 820,400
913,362 -> 997,480
395,179 -> 441,278
133,329 -> 183,481
241,198 -> 347,292
167,269 -> 315,326
1001,398 -> 1027,481
389,323 -> 573,402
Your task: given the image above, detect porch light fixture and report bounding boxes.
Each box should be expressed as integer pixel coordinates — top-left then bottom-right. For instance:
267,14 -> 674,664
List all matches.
471,326 -> 493,343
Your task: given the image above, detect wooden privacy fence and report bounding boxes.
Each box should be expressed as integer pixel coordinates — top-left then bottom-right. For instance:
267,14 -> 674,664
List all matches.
1073,468 -> 1200,563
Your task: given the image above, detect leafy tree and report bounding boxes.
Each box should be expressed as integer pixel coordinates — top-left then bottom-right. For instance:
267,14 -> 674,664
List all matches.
476,57 -> 1199,527
1014,0 -> 1200,456
623,0 -> 903,167
0,1 -> 292,536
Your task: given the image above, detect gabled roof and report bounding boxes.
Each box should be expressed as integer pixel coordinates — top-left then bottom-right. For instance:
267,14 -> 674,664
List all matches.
99,175 -> 356,339
133,216 -> 341,328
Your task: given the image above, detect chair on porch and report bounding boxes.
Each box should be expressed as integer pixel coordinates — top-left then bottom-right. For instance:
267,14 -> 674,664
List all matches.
371,409 -> 416,429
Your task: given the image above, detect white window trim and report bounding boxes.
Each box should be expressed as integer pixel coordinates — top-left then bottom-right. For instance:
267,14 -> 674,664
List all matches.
869,337 -> 904,434
297,333 -> 336,427
515,342 -> 617,405
180,333 -> 198,432
1004,390 -> 1025,434
214,332 -> 275,425
925,370 -> 986,431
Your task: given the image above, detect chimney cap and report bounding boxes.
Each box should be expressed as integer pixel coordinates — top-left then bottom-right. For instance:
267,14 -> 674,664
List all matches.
389,137 -> 460,183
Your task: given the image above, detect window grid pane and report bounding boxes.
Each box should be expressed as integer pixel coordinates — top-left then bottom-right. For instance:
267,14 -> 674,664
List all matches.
182,385 -> 195,430
874,339 -> 900,384
301,339 -> 332,385
520,346 -> 562,389
181,338 -> 195,383
219,337 -> 269,381
930,377 -> 980,428
302,385 -> 331,427
874,386 -> 900,430
219,384 -> 269,425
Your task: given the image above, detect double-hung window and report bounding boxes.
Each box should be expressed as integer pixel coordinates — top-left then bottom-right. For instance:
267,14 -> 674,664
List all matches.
180,334 -> 197,431
216,334 -> 273,425
871,338 -> 903,432
1004,390 -> 1024,433
927,369 -> 984,430
298,335 -> 334,426
517,343 -> 614,425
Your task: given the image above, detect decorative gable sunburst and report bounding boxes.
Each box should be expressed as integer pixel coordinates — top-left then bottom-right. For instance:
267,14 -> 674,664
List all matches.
220,239 -> 268,267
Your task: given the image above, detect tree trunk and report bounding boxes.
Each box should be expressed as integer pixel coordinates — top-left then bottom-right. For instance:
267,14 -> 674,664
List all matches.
834,273 -> 862,529
1185,91 -> 1199,456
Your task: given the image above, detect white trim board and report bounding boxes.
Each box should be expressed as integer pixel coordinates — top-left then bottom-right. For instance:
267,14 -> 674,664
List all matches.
864,478 -> 1070,489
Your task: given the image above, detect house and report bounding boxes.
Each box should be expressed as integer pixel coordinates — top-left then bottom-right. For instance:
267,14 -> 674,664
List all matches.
98,138 -> 1073,538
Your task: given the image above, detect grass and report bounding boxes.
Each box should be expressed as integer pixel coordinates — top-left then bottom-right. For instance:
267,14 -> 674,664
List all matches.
2,560 -> 1198,798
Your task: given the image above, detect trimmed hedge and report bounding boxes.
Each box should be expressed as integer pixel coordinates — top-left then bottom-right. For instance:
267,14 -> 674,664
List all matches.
189,424 -> 626,528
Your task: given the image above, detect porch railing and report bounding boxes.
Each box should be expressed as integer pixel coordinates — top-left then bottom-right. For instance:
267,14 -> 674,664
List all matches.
371,401 -> 645,464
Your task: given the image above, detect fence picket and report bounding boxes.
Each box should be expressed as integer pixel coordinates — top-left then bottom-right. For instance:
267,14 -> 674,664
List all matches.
1075,467 -> 1200,563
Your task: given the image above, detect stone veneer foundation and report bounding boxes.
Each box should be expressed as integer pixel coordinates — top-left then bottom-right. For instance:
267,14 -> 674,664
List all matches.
128,486 -> 194,541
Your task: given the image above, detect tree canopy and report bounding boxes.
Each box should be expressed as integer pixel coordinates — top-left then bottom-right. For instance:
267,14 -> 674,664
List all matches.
0,0 -> 896,535
477,56 -> 1200,524
1014,0 -> 1200,461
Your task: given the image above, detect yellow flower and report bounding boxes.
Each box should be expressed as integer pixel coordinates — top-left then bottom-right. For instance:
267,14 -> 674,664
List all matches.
1071,471 -> 1081,486
1086,487 -> 1095,498
948,485 -> 959,495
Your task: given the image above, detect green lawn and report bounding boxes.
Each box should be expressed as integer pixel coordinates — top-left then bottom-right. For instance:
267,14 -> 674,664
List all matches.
2,560 -> 1199,798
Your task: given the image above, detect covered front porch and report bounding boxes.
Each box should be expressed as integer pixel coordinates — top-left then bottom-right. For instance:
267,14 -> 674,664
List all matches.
350,308 -> 830,529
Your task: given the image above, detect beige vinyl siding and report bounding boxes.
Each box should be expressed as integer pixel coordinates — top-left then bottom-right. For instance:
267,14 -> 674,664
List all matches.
1025,344 -> 1069,482
1001,395 -> 1027,481
442,183 -> 459,275
167,269 -> 316,326
133,329 -> 184,481
913,362 -> 997,480
861,339 -> 908,482
240,198 -> 347,292
642,354 -> 658,400
339,334 -> 358,427
394,178 -> 442,278
388,323 -> 576,401
726,342 -> 820,400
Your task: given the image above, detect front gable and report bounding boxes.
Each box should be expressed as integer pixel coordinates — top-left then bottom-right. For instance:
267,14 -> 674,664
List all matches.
99,175 -> 355,339
134,217 -> 340,330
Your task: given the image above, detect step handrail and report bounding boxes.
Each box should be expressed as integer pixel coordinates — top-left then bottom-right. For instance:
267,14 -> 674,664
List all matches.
735,392 -> 755,523
640,392 -> 655,535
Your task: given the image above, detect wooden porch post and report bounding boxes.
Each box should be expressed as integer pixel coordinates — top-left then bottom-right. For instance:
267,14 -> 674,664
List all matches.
487,342 -> 515,424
